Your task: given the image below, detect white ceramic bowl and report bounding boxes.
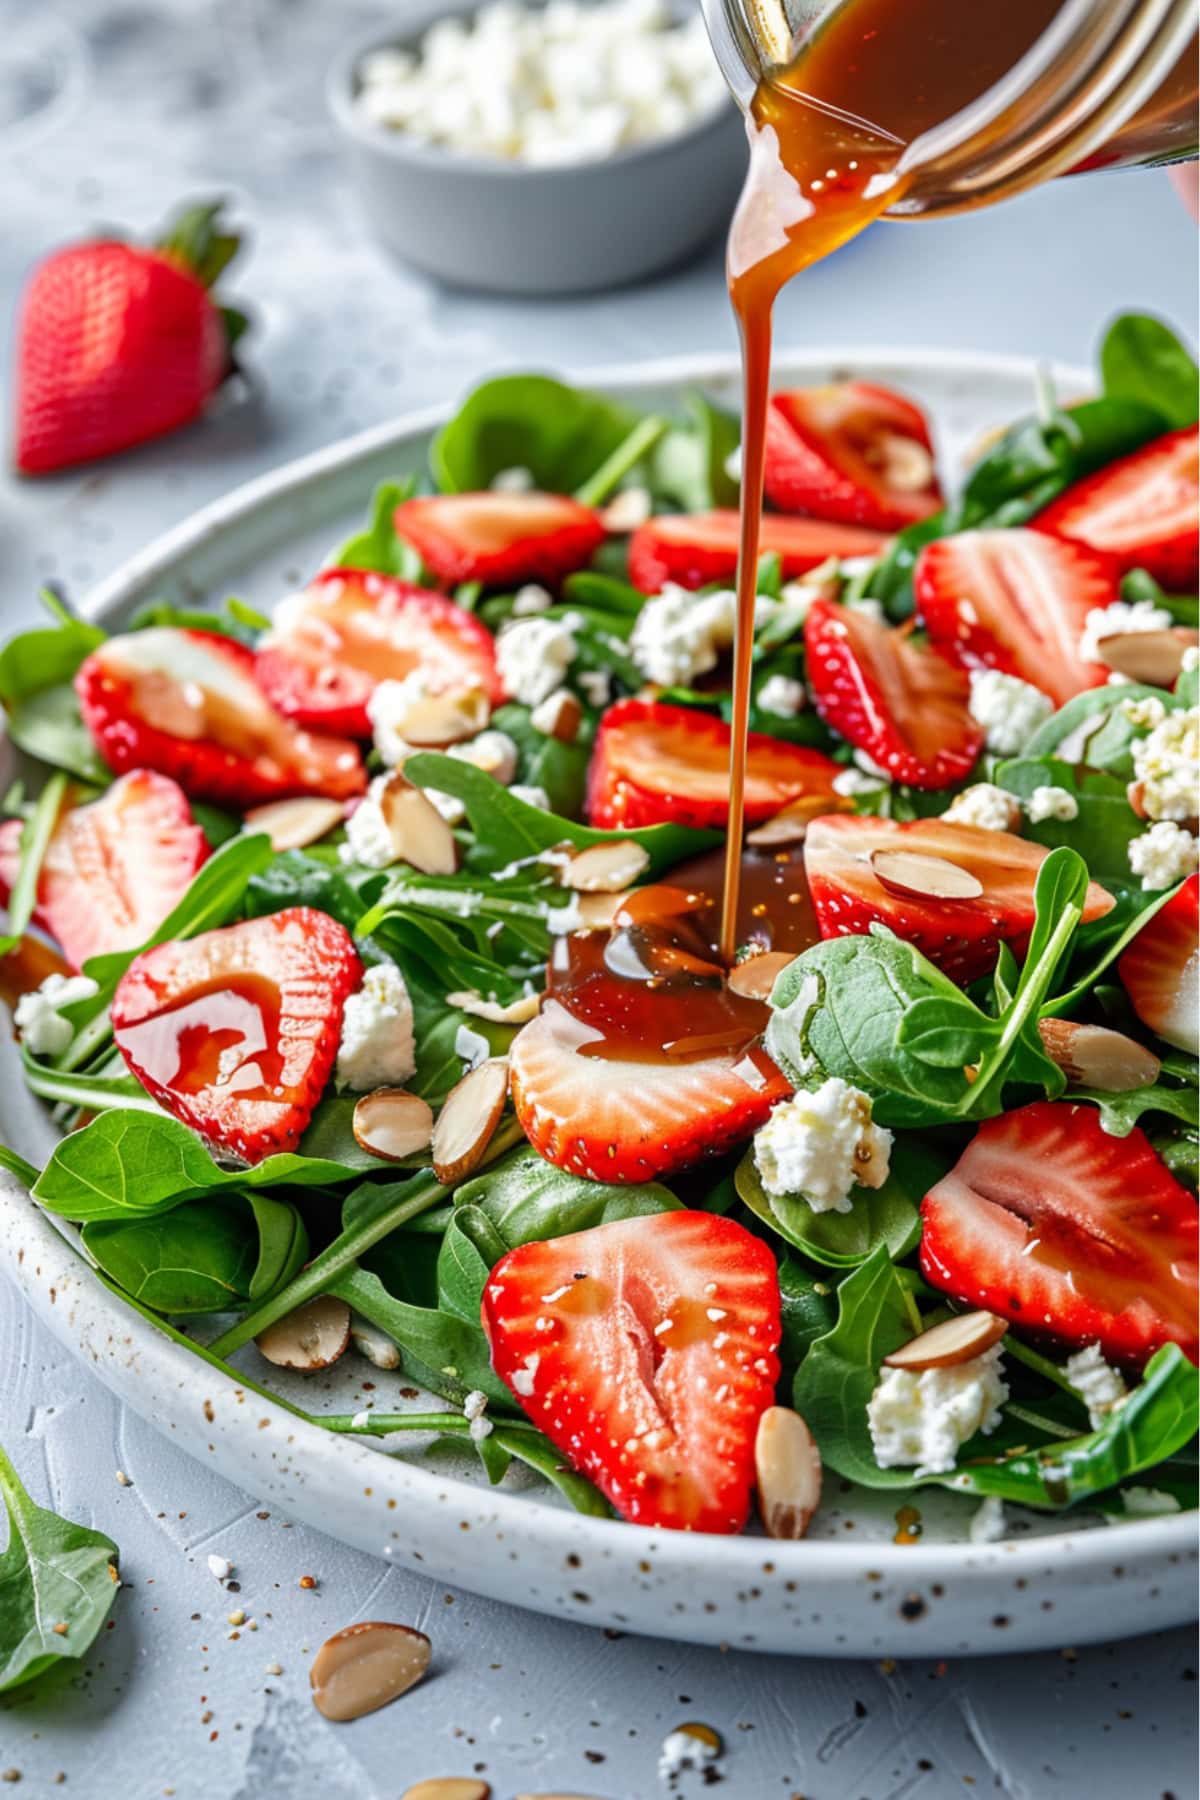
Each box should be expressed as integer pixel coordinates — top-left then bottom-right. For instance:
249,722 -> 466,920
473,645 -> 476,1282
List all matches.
326,5 -> 746,295
1,347 -> 1195,1658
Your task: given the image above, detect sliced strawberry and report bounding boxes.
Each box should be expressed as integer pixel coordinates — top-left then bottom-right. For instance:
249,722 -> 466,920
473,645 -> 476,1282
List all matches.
804,598 -> 982,789
920,1100 -> 1198,1368
482,1209 -> 782,1531
510,999 -> 789,1183
255,569 -> 504,735
627,508 -> 891,594
1035,426 -> 1199,590
75,627 -> 365,809
1118,873 -> 1199,1055
392,492 -> 605,588
112,906 -> 361,1162
804,813 -> 1114,983
0,770 -> 208,973
764,381 -> 942,530
915,528 -> 1118,708
587,697 -> 841,831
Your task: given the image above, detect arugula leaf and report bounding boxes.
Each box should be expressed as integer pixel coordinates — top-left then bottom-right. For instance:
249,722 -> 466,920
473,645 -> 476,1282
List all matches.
1100,314 -> 1200,430
0,1442 -> 120,1692
400,750 -> 716,877
431,375 -> 641,496
334,478 -> 422,578
437,1146 -> 679,1322
33,1108 -> 378,1223
734,1138 -> 933,1268
82,1195 -> 303,1313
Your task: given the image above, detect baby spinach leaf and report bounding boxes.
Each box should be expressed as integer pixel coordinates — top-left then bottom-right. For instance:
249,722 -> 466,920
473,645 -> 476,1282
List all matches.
82,1197 -> 267,1313
574,414 -> 669,507
0,1441 -> 120,1692
994,758 -> 1142,883
0,614 -> 105,708
777,1257 -> 838,1373
33,1108 -> 375,1223
437,1147 -> 679,1322
649,390 -> 740,512
1067,1080 -> 1199,1139
1100,313 -> 1200,429
245,1191 -> 310,1302
734,1138 -> 932,1268
330,1265 -> 511,1408
4,686 -> 110,785
487,1422 -> 613,1515
431,375 -> 641,497
1021,682 -> 1176,777
334,478 -> 423,578
490,702 -> 590,817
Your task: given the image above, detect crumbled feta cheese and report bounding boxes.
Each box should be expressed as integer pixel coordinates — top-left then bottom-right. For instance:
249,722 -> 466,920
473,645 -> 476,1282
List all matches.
1121,1486 -> 1181,1516
1026,784 -> 1079,823
600,485 -> 652,533
367,671 -> 490,767
355,1 -> 727,166
1120,694 -> 1168,731
867,1345 -> 1008,1476
577,667 -> 612,709
1131,706 -> 1199,822
454,1022 -> 491,1070
944,783 -> 1019,833
490,465 -> 536,493
512,582 -> 554,616
1064,1343 -> 1128,1430
1128,819 -> 1200,890
1079,598 -> 1173,665
752,1077 -> 893,1212
1183,646 -> 1200,674
832,765 -> 888,797
853,747 -> 890,780
629,584 -> 775,687
968,1495 -> 1006,1545
509,783 -> 551,810
13,973 -> 100,1058
447,728 -> 520,785
967,668 -> 1053,755
340,776 -> 399,869
496,616 -> 577,706
336,963 -> 416,1091
207,1554 -> 233,1582
757,673 -> 806,717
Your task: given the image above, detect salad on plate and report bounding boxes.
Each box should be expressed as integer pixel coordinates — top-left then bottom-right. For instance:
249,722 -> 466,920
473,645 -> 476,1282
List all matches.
0,311 -> 1196,1543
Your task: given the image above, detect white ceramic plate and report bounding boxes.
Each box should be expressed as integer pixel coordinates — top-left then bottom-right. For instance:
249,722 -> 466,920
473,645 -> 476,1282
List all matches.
1,348 -> 1195,1658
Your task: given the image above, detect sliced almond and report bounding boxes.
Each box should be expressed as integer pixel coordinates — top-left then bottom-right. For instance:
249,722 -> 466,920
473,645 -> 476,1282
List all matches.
746,792 -> 849,848
244,796 -> 345,852
599,485 -> 652,534
447,988 -> 540,1024
530,688 -> 583,744
352,1088 -> 434,1162
310,1621 -> 431,1722
562,840 -> 650,893
390,686 -> 490,749
754,1405 -> 822,1540
574,890 -> 629,932
349,1314 -> 402,1370
883,1310 -> 1008,1372
402,1782 -> 491,1800
877,431 -> 935,493
1037,1018 -> 1161,1092
379,774 -> 458,875
1126,777 -> 1150,821
727,950 -> 796,1001
431,1056 -> 509,1185
1097,628 -> 1197,687
256,1296 -> 351,1372
870,848 -> 983,901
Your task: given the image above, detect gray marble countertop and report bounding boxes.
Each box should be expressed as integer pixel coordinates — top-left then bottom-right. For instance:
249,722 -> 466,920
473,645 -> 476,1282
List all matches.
0,4 -> 1197,1796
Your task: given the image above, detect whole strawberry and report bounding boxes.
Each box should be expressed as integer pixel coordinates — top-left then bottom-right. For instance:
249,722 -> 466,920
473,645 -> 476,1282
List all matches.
13,199 -> 248,475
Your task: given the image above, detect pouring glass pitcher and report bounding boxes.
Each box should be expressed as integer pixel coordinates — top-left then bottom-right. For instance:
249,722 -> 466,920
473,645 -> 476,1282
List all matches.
702,0 -> 1198,217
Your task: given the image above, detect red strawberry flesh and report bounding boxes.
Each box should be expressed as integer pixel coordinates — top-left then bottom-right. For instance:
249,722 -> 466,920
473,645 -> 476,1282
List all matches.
392,491 -> 605,588
112,906 -> 362,1162
920,1100 -> 1198,1367
1118,873 -> 1199,1055
482,1209 -> 783,1531
1035,426 -> 1200,590
627,508 -> 890,594
764,380 -> 942,530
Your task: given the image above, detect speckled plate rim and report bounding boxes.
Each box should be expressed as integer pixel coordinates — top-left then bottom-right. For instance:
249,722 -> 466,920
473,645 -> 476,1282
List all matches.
1,345 -> 1196,1659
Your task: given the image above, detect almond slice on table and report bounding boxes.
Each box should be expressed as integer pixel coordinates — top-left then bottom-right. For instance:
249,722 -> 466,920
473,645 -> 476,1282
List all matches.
754,1405 -> 822,1541
1097,628 -> 1198,686
746,793 -> 848,848
310,1621 -> 431,1721
447,989 -> 541,1024
883,1310 -> 1008,1372
402,1782 -> 491,1800
1037,1018 -> 1161,1092
562,839 -> 650,893
432,1056 -> 509,1185
727,950 -> 797,1001
870,847 -> 984,901
378,773 -> 458,875
244,796 -> 346,852
352,1088 -> 434,1162
256,1295 -> 351,1371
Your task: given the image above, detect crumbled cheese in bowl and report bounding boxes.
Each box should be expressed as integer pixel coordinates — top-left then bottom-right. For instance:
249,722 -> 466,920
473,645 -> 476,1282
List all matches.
355,0 -> 728,166
1131,705 -> 1199,822
336,963 -> 417,1091
1026,784 -> 1079,823
13,973 -> 99,1059
944,783 -> 1019,833
1064,1342 -> 1128,1431
967,668 -> 1053,755
867,1345 -> 1008,1477
752,1077 -> 892,1213
1128,819 -> 1200,890
1078,597 -> 1173,665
